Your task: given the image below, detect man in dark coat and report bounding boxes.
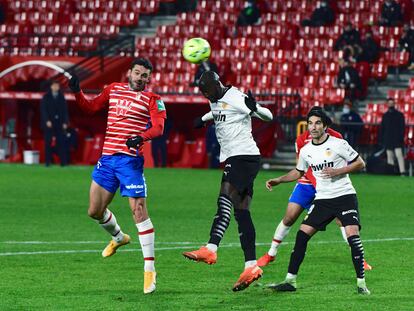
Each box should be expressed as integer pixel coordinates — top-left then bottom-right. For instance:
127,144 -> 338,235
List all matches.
337,60 -> 362,101
40,81 -> 69,166
340,100 -> 363,149
379,0 -> 403,26
380,98 -> 406,175
301,0 -> 335,27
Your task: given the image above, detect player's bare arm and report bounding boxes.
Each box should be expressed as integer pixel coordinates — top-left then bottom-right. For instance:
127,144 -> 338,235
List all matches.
266,169 -> 304,191
321,156 -> 365,178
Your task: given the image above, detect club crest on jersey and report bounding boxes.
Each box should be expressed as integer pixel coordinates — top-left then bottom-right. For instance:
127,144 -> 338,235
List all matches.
325,148 -> 332,157
221,103 -> 229,109
311,160 -> 334,171
116,99 -> 132,116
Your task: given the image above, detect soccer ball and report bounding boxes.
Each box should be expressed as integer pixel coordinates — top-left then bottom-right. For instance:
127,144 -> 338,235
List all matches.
182,37 -> 211,64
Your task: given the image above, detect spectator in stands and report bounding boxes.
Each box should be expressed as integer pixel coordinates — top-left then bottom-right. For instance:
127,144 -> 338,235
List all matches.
0,1 -> 5,24
234,0 -> 261,36
380,98 -> 406,176
337,60 -> 362,101
206,124 -> 220,168
192,60 -> 219,87
175,0 -> 197,13
399,24 -> 414,70
334,23 -> 361,56
40,81 -> 69,166
340,99 -> 363,149
151,118 -> 171,167
301,0 -> 335,27
358,30 -> 381,64
379,0 -> 403,27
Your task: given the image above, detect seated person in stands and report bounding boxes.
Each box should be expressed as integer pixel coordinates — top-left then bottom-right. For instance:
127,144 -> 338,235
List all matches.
399,24 -> 414,70
379,0 -> 403,26
234,0 -> 261,36
337,60 -> 362,101
358,30 -> 380,64
301,0 -> 335,27
334,23 -> 361,56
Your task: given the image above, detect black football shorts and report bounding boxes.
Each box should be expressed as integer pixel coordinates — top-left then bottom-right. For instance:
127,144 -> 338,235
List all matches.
221,155 -> 261,197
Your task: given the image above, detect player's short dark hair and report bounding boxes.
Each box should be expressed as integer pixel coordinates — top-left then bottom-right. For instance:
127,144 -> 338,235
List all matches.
307,107 -> 332,127
199,71 -> 220,89
130,58 -> 153,72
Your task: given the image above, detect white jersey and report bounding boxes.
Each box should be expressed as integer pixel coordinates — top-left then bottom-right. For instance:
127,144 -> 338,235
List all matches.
210,87 -> 260,162
297,135 -> 359,200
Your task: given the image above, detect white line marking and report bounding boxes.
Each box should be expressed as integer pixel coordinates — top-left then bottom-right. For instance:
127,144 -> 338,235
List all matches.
0,237 -> 413,256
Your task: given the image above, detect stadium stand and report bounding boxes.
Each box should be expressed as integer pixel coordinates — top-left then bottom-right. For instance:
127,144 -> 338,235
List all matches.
0,0 -> 413,170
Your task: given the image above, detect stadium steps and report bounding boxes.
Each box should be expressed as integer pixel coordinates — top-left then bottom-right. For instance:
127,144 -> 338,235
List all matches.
360,69 -> 414,111
262,143 -> 296,171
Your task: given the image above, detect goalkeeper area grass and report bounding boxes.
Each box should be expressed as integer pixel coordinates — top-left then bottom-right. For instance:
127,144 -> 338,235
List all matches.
1,164 -> 413,311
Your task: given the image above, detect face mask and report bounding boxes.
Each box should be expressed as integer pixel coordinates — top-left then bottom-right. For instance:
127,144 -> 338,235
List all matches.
343,107 -> 350,114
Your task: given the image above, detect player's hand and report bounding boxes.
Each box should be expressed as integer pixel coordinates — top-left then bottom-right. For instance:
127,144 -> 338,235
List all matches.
126,136 -> 143,148
321,167 -> 338,178
265,178 -> 281,191
245,90 -> 257,113
193,116 -> 205,129
69,75 -> 81,93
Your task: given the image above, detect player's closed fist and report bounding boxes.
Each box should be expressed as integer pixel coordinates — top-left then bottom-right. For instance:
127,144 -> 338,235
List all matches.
193,116 -> 205,129
126,136 -> 143,148
245,90 -> 257,112
69,75 -> 81,93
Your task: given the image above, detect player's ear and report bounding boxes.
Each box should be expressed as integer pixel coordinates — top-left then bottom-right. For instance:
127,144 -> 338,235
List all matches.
126,69 -> 131,78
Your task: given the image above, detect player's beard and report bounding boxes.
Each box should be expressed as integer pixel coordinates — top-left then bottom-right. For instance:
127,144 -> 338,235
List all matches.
129,77 -> 145,91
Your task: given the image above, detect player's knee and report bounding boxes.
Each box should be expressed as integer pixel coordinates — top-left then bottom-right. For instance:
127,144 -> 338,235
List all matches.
87,206 -> 102,219
345,225 -> 359,237
283,216 -> 295,226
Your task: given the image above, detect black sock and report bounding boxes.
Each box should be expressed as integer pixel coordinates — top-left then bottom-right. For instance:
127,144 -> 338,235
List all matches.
288,230 -> 311,275
234,208 -> 256,262
347,235 -> 365,279
208,194 -> 233,246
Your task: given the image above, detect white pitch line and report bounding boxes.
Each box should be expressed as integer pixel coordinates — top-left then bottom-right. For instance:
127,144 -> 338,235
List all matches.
0,237 -> 413,257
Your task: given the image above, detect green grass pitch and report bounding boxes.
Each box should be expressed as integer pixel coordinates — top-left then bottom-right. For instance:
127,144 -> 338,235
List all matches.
0,164 -> 413,311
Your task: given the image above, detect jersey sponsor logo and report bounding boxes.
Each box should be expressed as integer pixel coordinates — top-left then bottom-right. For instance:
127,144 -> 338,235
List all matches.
311,160 -> 334,171
156,99 -> 165,111
213,111 -> 226,122
125,184 -> 144,190
342,209 -> 357,215
116,99 -> 132,116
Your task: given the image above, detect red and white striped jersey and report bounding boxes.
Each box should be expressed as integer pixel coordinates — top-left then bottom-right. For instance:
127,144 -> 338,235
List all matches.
75,82 -> 166,157
295,128 -> 343,186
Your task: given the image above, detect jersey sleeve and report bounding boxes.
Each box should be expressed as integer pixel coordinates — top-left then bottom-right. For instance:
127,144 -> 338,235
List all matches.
296,149 -> 309,172
336,139 -> 359,162
140,94 -> 167,141
75,83 -> 112,113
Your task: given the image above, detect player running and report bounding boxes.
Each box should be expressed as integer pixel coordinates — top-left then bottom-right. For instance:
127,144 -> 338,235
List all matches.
258,107 -> 372,271
182,71 -> 273,291
68,58 -> 166,294
266,108 -> 370,295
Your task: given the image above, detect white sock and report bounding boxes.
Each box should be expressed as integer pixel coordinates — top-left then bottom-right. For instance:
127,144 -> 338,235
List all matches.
136,218 -> 155,272
268,221 -> 291,256
98,209 -> 124,243
206,243 -> 218,253
340,227 -> 348,244
245,260 -> 257,269
286,273 -> 297,281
